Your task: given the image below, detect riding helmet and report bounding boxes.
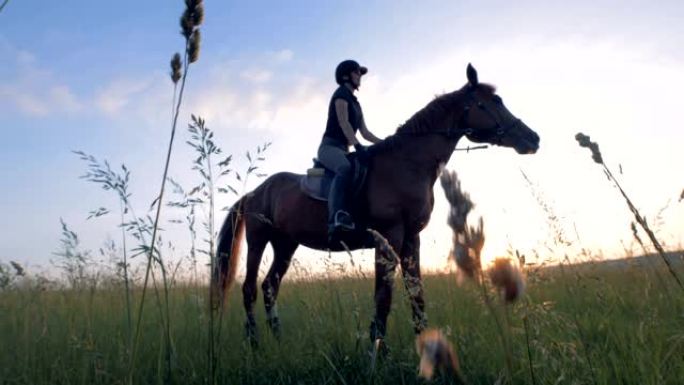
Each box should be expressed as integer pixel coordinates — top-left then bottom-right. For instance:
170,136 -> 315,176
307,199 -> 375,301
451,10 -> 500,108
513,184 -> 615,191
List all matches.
335,60 -> 368,85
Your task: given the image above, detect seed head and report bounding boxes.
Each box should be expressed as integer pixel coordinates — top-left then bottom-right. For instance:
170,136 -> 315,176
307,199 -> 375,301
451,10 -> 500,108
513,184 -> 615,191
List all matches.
185,0 -> 202,8
630,222 -> 645,247
488,257 -> 525,303
180,8 -> 194,39
679,188 -> 683,202
170,53 -> 182,84
188,29 -> 201,63
415,329 -> 460,380
575,132 -> 603,164
10,261 -> 25,276
192,2 -> 204,26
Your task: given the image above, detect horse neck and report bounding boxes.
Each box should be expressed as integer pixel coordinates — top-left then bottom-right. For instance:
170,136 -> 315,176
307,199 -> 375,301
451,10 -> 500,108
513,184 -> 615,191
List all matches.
373,89 -> 467,182
400,133 -> 460,178
374,132 -> 461,189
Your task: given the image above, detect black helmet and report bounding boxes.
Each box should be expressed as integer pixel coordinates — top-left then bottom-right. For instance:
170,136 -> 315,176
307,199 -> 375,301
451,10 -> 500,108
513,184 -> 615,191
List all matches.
335,60 -> 368,85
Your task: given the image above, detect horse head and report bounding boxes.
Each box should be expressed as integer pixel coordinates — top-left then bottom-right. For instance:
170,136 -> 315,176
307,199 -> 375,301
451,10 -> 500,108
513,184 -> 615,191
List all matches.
457,63 -> 539,154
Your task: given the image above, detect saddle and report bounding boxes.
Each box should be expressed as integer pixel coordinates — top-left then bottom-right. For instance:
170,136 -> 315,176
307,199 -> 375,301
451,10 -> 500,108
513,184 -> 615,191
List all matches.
299,152 -> 368,203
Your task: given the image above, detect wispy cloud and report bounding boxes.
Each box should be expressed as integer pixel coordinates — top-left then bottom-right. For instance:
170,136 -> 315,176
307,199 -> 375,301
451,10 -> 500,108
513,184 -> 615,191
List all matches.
240,68 -> 272,84
0,83 -> 83,117
95,78 -> 156,115
49,85 -> 82,113
0,43 -> 83,117
271,49 -> 293,63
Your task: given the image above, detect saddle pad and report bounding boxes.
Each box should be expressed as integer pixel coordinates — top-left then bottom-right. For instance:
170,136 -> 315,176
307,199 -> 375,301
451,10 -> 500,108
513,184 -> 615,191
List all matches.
300,170 -> 330,201
300,154 -> 368,202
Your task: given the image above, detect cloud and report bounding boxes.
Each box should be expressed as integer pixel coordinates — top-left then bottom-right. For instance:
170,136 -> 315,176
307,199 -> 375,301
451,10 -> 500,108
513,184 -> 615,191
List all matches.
0,83 -> 83,117
240,68 -> 272,84
3,88 -> 49,116
95,78 -> 155,115
271,49 -> 293,62
0,43 -> 83,117
50,85 -> 82,113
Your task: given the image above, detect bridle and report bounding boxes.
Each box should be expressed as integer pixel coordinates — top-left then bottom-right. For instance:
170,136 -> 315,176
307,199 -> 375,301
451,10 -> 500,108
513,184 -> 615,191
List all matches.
441,88 -> 522,144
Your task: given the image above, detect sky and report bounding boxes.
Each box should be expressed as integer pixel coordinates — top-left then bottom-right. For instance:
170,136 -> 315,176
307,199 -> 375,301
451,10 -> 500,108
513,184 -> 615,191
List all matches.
1,0 -> 683,277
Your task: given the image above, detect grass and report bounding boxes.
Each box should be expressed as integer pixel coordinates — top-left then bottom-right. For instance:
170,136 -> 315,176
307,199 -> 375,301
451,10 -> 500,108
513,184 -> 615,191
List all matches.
1,260 -> 683,385
2,3 -> 682,384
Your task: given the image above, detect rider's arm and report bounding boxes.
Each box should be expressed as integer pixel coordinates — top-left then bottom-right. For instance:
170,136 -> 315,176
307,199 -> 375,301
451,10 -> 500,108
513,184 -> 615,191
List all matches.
359,117 -> 382,144
334,99 -> 361,146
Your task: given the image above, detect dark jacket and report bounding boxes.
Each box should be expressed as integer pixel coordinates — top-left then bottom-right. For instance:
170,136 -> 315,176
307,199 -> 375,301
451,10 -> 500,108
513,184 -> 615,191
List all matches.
323,85 -> 363,146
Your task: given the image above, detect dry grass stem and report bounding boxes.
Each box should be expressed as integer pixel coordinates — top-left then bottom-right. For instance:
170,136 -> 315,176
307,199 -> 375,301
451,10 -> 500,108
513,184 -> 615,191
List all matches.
576,131 -> 684,290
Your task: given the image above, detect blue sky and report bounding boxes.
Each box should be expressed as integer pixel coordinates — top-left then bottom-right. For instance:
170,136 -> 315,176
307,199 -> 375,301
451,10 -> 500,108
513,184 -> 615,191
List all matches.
2,1 -> 683,273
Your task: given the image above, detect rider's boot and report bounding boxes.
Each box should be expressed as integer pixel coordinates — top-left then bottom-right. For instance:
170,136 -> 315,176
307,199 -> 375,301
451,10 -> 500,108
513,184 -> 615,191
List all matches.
327,171 -> 355,241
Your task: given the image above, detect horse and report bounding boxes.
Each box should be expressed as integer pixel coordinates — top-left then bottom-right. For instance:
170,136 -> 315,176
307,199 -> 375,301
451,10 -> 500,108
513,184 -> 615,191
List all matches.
214,63 -> 540,344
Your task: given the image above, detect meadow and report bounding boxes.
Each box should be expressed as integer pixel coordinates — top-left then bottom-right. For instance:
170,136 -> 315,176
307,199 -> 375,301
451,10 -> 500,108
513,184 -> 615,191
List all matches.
2,2 -> 683,384
1,256 -> 683,385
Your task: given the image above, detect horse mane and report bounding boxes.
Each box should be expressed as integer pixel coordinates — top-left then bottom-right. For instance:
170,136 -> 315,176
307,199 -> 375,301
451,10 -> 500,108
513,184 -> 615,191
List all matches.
369,83 -> 496,154
395,91 -> 461,135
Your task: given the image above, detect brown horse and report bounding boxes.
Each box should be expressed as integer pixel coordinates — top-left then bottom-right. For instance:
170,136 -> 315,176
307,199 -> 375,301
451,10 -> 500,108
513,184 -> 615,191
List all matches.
215,64 -> 539,343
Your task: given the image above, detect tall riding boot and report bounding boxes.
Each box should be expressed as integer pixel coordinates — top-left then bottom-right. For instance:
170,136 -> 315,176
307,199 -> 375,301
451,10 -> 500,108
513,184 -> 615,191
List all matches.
328,171 -> 354,238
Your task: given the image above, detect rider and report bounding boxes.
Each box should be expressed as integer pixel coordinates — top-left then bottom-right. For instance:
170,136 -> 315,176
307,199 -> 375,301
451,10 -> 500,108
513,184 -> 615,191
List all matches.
318,59 -> 382,239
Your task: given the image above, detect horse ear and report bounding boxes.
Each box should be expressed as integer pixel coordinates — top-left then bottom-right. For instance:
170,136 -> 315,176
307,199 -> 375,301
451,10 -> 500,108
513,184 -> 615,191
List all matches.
467,63 -> 478,86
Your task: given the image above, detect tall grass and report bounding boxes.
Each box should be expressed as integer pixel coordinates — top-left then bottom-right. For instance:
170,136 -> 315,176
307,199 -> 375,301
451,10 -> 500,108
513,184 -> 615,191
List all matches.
127,2 -> 204,384
576,132 -> 684,290
2,2 -> 683,383
2,261 -> 683,384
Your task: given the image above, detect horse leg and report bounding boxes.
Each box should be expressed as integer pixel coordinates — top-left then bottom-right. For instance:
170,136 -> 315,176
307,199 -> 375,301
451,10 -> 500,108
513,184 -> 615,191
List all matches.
400,234 -> 427,334
261,235 -> 298,339
370,226 -> 404,343
243,232 -> 269,346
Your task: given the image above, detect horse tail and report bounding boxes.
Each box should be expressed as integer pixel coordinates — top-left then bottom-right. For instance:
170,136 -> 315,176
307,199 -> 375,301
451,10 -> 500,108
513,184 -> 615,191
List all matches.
213,196 -> 246,308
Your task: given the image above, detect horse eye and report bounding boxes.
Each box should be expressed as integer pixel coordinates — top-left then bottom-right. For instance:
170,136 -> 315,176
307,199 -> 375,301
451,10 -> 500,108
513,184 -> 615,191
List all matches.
477,102 -> 484,108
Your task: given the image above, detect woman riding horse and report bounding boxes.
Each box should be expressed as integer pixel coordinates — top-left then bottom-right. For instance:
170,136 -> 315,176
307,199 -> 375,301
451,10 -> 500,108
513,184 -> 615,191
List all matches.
215,64 -> 540,346
318,60 -> 382,240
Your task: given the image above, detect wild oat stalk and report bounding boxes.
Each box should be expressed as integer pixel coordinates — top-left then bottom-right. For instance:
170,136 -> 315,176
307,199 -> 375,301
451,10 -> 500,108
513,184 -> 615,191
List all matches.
52,219 -> 93,290
631,222 -> 672,296
167,178 -> 201,287
74,151 -> 134,345
0,261 -> 26,290
128,1 -> 204,383
75,152 -> 175,381
575,132 -> 683,290
184,115 -> 229,383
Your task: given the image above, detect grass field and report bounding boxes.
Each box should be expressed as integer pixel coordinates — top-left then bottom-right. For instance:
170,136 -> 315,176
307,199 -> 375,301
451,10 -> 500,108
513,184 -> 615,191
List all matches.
2,256 -> 683,385
3,3 -> 682,384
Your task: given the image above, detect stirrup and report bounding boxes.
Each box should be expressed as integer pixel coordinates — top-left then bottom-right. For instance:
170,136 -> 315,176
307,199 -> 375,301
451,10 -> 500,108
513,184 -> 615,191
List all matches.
333,211 -> 355,231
